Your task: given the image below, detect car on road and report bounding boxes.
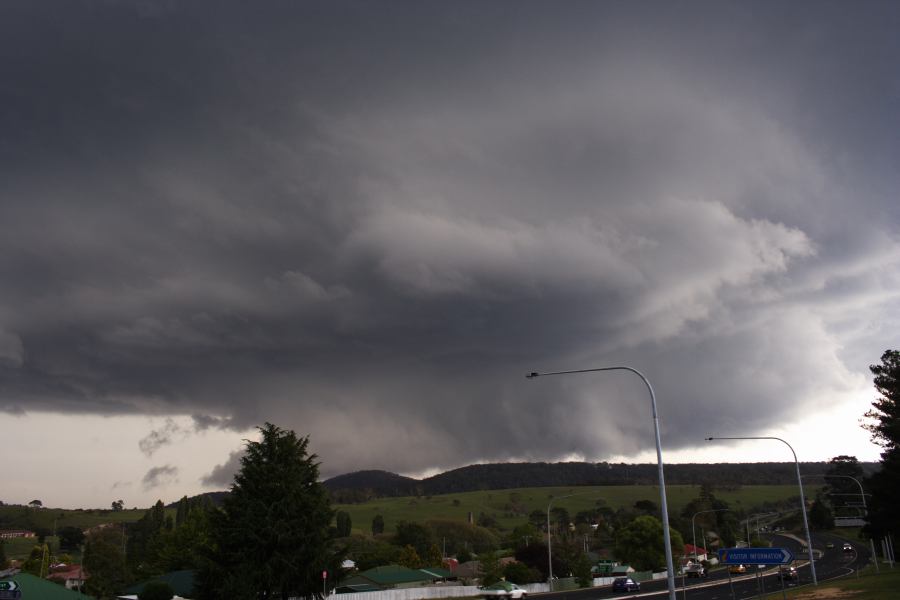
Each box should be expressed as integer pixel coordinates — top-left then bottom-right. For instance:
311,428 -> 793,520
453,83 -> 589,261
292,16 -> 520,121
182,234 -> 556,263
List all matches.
612,577 -> 641,592
480,581 -> 527,599
684,563 -> 707,578
729,564 -> 747,574
778,566 -> 799,581
843,543 -> 853,553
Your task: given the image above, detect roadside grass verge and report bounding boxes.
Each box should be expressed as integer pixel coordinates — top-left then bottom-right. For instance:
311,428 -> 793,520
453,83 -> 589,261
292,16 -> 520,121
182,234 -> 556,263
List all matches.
766,565 -> 900,598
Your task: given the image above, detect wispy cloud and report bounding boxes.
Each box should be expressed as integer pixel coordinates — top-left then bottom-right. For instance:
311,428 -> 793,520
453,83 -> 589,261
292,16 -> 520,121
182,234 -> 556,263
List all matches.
142,465 -> 179,490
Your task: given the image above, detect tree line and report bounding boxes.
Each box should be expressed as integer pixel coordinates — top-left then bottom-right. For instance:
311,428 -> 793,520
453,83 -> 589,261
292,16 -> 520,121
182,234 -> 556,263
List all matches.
325,460 -> 876,503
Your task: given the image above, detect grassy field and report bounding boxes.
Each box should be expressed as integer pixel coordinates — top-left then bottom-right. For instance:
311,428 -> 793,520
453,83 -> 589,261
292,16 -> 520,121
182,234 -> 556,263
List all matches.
0,505 -> 146,531
334,484 -> 820,534
764,565 -> 900,598
0,505 -> 150,559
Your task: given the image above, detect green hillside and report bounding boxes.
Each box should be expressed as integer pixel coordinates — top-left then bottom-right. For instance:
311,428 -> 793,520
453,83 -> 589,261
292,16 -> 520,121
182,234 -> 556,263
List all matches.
0,505 -> 146,532
333,484 -> 818,534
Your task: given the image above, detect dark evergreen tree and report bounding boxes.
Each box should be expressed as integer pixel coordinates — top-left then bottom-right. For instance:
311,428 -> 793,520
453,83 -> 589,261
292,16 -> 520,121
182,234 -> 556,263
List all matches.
0,539 -> 7,569
823,456 -> 865,515
863,350 -> 900,541
336,511 -> 352,537
394,521 -> 432,556
84,528 -> 128,600
196,423 -> 342,600
808,498 -> 834,530
126,500 -> 169,580
57,526 -> 86,551
175,495 -> 190,528
514,541 -> 561,580
371,514 -> 385,536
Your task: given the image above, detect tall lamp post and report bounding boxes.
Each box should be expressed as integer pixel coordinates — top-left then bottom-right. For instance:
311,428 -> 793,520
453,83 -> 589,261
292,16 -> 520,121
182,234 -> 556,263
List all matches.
705,436 -> 816,585
801,473 -> 879,573
691,508 -> 729,562
527,366 -> 677,600
546,491 -> 596,590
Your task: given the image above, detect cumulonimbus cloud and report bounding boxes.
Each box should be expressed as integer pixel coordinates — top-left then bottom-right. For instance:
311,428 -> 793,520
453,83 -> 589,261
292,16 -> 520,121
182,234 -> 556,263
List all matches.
0,2 -> 897,483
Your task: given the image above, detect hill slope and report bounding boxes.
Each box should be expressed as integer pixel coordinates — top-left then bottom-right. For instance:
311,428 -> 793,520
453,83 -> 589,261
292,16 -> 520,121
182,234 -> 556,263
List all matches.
325,461 -> 878,500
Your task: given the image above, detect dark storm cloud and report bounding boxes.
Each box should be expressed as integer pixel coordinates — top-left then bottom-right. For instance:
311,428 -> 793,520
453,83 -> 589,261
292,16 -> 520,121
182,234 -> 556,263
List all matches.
142,465 -> 179,490
201,451 -> 243,488
1,1 -> 898,478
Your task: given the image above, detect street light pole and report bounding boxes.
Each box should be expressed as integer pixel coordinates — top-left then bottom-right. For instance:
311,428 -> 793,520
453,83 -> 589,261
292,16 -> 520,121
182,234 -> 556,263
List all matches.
706,436 -> 817,585
528,366 -> 677,600
801,473 -> 879,573
546,491 -> 595,591
691,509 -> 729,562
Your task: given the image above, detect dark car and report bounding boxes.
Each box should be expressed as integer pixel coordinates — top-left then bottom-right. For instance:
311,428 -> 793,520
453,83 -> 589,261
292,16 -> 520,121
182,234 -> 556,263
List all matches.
612,577 -> 641,592
778,566 -> 799,580
843,543 -> 853,553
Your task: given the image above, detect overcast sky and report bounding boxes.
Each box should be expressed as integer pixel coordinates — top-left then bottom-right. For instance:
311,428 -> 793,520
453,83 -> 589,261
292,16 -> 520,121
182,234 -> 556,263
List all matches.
2,1 -> 898,508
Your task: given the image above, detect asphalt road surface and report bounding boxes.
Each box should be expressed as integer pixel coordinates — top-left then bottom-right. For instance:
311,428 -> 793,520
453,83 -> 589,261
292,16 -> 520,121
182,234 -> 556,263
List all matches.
536,531 -> 870,600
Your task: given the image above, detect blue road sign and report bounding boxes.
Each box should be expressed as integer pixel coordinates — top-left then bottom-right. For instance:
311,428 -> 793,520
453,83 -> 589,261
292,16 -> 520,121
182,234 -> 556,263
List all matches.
718,547 -> 794,565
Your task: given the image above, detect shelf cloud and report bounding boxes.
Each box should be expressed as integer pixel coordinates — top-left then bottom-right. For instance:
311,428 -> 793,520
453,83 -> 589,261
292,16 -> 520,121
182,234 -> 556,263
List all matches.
2,1 -> 898,484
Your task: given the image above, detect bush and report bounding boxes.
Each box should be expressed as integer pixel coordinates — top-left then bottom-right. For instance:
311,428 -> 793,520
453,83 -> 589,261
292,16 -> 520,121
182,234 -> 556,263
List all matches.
503,561 -> 542,584
139,581 -> 175,600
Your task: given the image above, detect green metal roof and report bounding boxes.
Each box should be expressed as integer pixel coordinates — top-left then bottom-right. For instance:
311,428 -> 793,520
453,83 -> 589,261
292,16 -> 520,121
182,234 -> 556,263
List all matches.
1,573 -> 95,599
335,580 -> 383,593
357,565 -> 435,585
122,569 -> 195,597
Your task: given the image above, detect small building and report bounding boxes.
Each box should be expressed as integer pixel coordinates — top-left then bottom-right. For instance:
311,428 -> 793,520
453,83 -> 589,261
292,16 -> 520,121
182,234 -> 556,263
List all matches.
683,544 -> 707,562
337,565 -> 451,592
47,564 -> 88,591
592,559 -> 617,576
0,530 -> 36,539
611,565 -> 635,576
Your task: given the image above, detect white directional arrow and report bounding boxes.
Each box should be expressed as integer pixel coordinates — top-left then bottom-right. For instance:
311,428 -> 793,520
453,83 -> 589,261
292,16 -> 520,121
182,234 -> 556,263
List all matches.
0,581 -> 18,591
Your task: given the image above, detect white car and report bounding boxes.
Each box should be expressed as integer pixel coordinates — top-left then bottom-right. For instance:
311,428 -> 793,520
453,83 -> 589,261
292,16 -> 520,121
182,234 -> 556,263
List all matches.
480,582 -> 527,599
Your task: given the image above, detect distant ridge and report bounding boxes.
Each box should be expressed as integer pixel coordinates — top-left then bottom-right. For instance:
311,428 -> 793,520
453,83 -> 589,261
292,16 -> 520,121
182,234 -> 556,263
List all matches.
323,460 -> 879,501
323,470 -> 419,496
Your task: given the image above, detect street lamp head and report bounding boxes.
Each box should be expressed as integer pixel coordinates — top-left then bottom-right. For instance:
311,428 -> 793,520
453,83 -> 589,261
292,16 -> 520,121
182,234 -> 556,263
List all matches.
705,437 -> 714,441
526,372 -> 540,379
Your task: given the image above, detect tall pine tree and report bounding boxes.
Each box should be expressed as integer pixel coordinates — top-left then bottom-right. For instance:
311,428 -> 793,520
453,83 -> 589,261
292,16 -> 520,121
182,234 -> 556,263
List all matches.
862,350 -> 900,540
197,423 -> 343,599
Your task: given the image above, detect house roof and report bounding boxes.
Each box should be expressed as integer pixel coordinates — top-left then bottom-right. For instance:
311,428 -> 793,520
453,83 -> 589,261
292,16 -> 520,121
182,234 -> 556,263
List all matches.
683,544 -> 707,555
420,567 -> 452,579
357,565 -> 435,585
122,569 -> 195,597
1,573 -> 95,599
336,582 -> 383,593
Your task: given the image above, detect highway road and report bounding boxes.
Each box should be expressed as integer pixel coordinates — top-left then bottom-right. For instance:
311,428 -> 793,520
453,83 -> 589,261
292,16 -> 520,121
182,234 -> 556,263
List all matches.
537,530 -> 870,600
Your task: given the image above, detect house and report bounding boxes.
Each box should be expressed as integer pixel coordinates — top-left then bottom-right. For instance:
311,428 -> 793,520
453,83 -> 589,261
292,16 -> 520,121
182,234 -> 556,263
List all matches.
683,544 -> 707,562
452,560 -> 481,580
0,530 -> 35,539
47,564 -> 88,591
337,565 -> 452,592
610,565 -> 635,576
